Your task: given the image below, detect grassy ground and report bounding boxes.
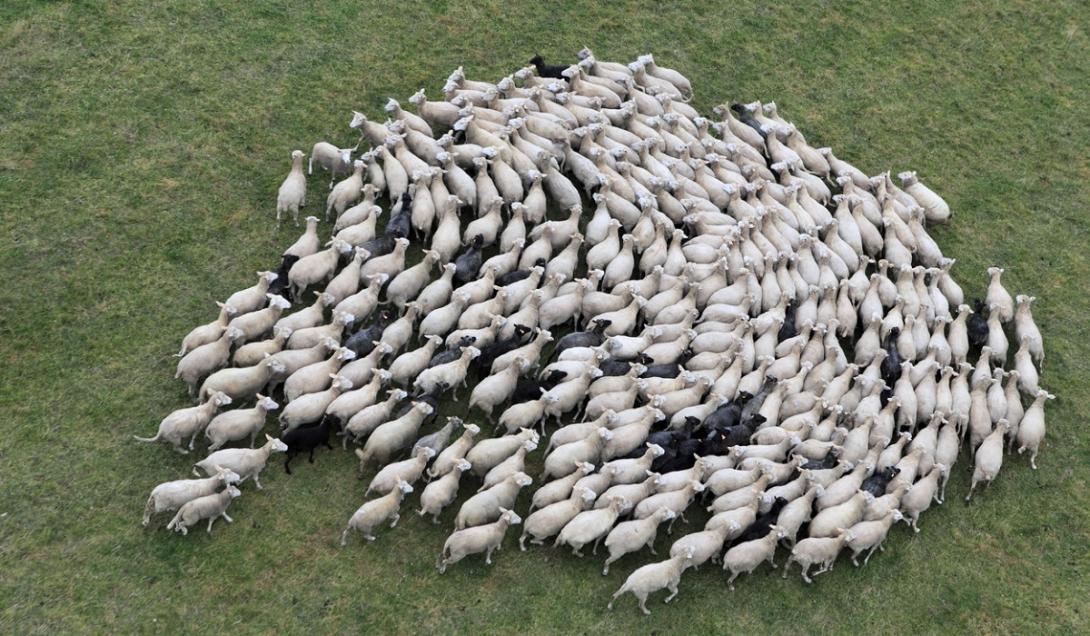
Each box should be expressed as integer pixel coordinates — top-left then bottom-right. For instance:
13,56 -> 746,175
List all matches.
2,0 -> 1089,632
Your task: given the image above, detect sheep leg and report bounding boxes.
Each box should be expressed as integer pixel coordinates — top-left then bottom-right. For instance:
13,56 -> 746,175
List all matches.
637,593 -> 651,615
864,545 -> 879,566
519,534 -> 528,551
308,448 -> 315,463
592,537 -> 602,555
571,544 -> 584,558
324,439 -> 333,450
781,558 -> 792,579
727,571 -> 739,591
389,513 -> 400,528
664,584 -> 679,603
340,527 -> 351,547
851,550 -> 861,567
253,472 -> 263,490
485,547 -> 495,565
284,454 -> 294,475
172,442 -> 189,455
602,555 -> 616,575
222,512 -> 234,523
801,564 -> 813,584
207,517 -> 216,533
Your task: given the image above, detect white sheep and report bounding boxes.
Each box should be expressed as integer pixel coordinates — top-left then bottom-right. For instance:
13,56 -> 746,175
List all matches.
276,150 -> 307,226
782,532 -> 849,583
142,466 -> 240,526
722,525 -> 787,590
602,507 -> 676,575
454,472 -> 532,529
204,394 -> 279,450
555,496 -> 627,557
843,510 -> 904,566
607,547 -> 695,615
520,487 -> 597,550
364,446 -> 436,497
177,301 -> 236,357
437,508 -> 522,573
165,485 -> 241,535
193,434 -> 288,490
341,480 -> 414,545
417,459 -> 473,523
133,391 -> 232,453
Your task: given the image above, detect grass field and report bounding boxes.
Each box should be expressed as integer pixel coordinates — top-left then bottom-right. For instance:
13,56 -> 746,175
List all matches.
2,0 -> 1089,632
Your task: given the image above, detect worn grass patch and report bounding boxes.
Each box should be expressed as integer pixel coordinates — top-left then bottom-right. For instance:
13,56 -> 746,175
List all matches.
1,0 -> 1088,632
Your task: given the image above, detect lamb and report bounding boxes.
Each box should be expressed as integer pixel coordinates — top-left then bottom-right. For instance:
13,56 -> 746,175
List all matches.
175,326 -> 241,396
233,326 -> 291,367
325,369 -> 391,425
602,507 -> 676,574
142,466 -> 241,526
555,496 -> 628,556
843,510 -> 904,566
454,471 -> 533,529
199,354 -> 287,403
283,216 -> 323,261
276,150 -> 307,226
341,480 -> 414,545
635,480 -> 704,530
479,438 -> 538,491
193,434 -> 289,490
607,547 -> 696,615
283,346 -> 356,402
205,394 -> 279,450
133,391 -> 233,454
177,301 -> 236,357
437,508 -> 522,573
417,459 -> 473,523
165,485 -> 242,535
521,487 -> 597,550
364,446 -> 436,496
782,532 -> 849,583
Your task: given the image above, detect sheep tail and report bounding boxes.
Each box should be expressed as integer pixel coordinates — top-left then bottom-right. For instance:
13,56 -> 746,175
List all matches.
133,433 -> 160,443
165,511 -> 182,532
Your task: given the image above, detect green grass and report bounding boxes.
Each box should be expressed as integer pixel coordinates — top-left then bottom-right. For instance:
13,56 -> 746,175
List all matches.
2,0 -> 1089,632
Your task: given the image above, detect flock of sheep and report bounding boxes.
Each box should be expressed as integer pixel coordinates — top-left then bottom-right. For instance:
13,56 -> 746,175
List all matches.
136,50 -> 1052,614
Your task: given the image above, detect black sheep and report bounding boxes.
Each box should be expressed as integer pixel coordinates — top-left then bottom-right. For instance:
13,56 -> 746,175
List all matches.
777,304 -> 798,342
800,449 -> 841,470
357,235 -> 395,260
880,328 -> 902,387
598,355 -> 650,377
733,497 -> 790,544
474,325 -> 532,375
344,309 -> 395,358
494,261 -> 546,287
529,54 -> 568,79
862,466 -> 900,497
453,235 -> 484,285
699,392 -> 752,433
428,337 -> 477,369
730,103 -> 766,136
283,418 -> 335,474
511,370 -> 564,404
394,386 -> 446,421
641,362 -> 682,379
554,320 -> 610,357
267,254 -> 300,301
968,299 -> 990,349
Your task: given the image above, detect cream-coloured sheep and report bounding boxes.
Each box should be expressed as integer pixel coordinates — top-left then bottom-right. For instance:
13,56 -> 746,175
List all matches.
143,466 -> 240,526
607,548 -> 695,615
454,472 -> 532,529
276,150 -> 307,226
364,446 -> 436,497
205,394 -> 279,450
782,532 -> 849,583
520,487 -> 597,550
602,507 -> 676,575
417,459 -> 472,523
340,480 -> 414,545
437,508 -> 522,573
193,434 -> 288,490
722,525 -> 787,590
133,391 -> 232,453
555,496 -> 627,557
166,485 -> 241,535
